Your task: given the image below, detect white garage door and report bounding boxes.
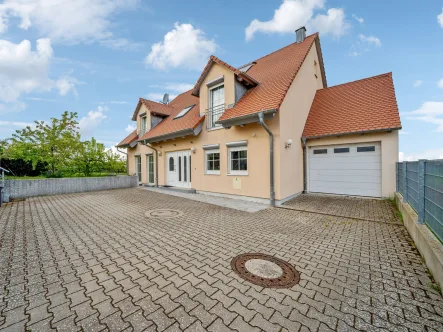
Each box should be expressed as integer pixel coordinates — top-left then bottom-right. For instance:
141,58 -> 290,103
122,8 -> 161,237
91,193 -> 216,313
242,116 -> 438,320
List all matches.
308,142 -> 381,197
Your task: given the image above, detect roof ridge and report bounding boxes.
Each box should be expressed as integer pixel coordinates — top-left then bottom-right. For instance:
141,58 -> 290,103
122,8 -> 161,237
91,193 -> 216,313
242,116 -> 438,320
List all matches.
244,32 -> 318,66
318,72 -> 392,92
139,97 -> 175,107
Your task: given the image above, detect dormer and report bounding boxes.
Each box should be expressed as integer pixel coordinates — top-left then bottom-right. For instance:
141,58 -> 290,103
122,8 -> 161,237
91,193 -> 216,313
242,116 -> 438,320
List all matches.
132,98 -> 174,136
192,56 -> 258,130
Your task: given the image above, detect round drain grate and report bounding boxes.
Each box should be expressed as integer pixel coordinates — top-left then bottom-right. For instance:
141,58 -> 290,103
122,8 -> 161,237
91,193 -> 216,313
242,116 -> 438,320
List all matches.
145,209 -> 184,219
231,253 -> 300,288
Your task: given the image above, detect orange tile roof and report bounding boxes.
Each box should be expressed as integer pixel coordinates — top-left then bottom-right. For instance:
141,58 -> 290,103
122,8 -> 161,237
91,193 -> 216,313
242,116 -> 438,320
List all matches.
218,33 -> 320,122
131,98 -> 175,120
139,90 -> 202,142
302,72 -> 401,138
116,130 -> 138,148
191,55 -> 258,96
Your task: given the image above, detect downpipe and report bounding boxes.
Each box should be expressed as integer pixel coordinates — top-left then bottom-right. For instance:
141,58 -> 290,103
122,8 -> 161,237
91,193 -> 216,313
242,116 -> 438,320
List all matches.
258,112 -> 275,207
301,137 -> 307,193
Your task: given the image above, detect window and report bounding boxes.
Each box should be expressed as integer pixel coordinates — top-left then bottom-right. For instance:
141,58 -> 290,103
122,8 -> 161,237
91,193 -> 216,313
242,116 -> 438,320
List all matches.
334,147 -> 350,153
313,149 -> 327,155
174,105 -> 195,120
357,146 -> 376,152
208,84 -> 224,129
228,147 -> 247,175
140,116 -> 147,135
184,156 -> 187,182
169,157 -> 174,171
178,156 -> 181,181
148,155 -> 154,184
205,150 -> 220,174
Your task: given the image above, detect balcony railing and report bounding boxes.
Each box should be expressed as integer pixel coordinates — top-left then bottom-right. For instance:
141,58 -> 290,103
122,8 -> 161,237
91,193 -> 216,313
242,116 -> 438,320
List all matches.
206,104 -> 225,130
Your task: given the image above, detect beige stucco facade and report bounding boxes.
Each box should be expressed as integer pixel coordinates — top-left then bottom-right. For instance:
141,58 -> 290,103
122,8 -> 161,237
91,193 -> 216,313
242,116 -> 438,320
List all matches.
125,43 -> 399,201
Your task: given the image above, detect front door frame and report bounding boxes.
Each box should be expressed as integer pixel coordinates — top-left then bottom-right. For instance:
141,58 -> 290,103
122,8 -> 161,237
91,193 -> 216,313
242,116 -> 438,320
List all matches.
166,150 -> 191,188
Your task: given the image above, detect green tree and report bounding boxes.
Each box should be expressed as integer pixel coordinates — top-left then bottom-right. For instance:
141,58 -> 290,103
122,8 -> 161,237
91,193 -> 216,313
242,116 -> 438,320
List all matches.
72,137 -> 106,176
8,111 -> 81,175
105,149 -> 127,174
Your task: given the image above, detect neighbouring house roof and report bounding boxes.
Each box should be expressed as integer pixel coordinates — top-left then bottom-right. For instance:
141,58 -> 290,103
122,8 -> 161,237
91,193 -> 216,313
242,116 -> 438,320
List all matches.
116,130 -> 138,148
218,33 -> 326,123
131,98 -> 175,121
139,90 -> 203,143
302,72 -> 402,139
191,55 -> 259,96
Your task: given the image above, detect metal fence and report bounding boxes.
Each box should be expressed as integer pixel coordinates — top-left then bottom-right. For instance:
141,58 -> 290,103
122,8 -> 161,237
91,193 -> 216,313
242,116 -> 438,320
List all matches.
397,160 -> 443,242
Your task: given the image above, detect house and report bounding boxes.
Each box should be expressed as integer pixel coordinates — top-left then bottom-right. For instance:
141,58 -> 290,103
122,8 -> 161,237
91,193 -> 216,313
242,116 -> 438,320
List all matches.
117,28 -> 401,204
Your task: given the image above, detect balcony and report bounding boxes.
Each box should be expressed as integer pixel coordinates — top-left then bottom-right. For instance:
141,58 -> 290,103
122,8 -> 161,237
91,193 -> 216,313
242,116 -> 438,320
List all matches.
206,104 -> 225,130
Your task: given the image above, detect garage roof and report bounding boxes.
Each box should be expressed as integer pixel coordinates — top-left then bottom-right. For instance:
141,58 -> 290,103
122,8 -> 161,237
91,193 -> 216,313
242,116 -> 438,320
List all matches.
302,72 -> 401,138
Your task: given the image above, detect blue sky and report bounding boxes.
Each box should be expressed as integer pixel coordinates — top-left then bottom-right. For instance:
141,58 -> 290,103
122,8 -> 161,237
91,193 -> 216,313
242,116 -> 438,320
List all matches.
0,0 -> 442,160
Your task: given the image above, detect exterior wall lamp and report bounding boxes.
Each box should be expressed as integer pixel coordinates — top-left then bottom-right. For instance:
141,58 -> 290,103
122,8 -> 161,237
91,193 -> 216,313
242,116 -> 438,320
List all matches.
191,147 -> 196,154
285,139 -> 293,149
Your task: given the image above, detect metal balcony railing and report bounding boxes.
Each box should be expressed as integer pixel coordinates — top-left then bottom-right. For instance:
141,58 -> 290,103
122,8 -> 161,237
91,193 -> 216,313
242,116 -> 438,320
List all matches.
206,104 -> 225,129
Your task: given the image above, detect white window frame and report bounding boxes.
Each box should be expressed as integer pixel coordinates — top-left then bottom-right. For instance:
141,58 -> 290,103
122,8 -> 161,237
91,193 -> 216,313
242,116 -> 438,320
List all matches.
208,83 -> 225,129
147,153 -> 154,185
228,146 -> 248,176
205,149 -> 220,175
140,116 -> 147,135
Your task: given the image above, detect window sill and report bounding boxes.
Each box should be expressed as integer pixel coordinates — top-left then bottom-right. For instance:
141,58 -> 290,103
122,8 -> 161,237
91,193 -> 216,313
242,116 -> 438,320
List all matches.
204,172 -> 221,176
226,173 -> 248,176
206,126 -> 224,132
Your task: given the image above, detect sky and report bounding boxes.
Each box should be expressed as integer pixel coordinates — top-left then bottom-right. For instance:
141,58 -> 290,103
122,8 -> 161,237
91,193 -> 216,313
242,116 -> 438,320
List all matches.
0,0 -> 442,161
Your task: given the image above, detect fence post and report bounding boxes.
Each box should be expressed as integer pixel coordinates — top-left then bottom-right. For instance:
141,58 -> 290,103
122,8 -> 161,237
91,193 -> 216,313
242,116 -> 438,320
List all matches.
403,161 -> 408,201
417,160 -> 426,224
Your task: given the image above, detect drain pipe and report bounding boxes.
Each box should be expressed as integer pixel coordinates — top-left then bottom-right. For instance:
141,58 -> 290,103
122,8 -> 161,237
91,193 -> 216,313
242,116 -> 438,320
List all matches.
116,147 -> 128,175
258,112 -> 275,206
145,142 -> 159,188
301,137 -> 307,193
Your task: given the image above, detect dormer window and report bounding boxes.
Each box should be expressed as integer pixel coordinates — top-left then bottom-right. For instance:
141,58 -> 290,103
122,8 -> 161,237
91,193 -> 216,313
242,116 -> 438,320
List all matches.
174,105 -> 195,120
140,116 -> 147,135
208,84 -> 224,129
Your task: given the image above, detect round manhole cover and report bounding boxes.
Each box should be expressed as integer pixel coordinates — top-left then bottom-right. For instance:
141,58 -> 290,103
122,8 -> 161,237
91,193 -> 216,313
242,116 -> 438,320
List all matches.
231,253 -> 300,288
145,209 -> 184,219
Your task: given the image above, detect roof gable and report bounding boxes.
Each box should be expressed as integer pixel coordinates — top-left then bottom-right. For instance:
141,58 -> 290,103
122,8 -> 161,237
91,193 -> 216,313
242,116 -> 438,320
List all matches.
302,72 -> 401,138
217,33 -> 322,122
191,55 -> 258,97
131,98 -> 175,121
116,130 -> 138,148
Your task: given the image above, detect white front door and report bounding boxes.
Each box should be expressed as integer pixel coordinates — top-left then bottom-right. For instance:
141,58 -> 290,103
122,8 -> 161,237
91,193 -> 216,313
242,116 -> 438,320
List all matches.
308,142 -> 382,197
166,151 -> 191,188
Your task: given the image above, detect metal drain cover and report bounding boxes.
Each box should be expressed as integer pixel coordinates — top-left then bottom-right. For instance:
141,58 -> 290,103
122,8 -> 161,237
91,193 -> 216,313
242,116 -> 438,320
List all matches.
231,253 -> 300,288
145,209 -> 184,219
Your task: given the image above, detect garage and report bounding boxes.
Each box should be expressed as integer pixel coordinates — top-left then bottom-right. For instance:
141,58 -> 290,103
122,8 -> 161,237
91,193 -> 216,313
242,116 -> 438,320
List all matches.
308,142 -> 381,197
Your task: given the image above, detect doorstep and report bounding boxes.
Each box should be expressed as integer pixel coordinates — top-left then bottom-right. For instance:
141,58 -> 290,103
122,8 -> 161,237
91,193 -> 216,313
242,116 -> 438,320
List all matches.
143,184 -> 196,194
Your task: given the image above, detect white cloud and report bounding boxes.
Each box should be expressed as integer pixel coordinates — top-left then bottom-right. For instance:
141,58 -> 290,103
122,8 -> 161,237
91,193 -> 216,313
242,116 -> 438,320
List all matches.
0,38 -> 78,110
145,23 -> 217,71
399,130 -> 410,135
399,150 -> 443,162
0,0 -> 138,44
0,120 -> 34,128
406,101 -> 443,132
0,102 -> 26,114
164,83 -> 194,93
79,106 -> 108,136
437,78 -> 443,90
349,34 -> 381,56
358,34 -> 381,47
438,8 -> 443,28
125,124 -> 136,133
352,14 -> 364,24
245,0 -> 349,41
413,80 -> 423,87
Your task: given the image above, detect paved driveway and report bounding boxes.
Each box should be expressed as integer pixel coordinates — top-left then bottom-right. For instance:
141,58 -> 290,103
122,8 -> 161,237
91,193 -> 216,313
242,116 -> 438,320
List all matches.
0,188 -> 442,332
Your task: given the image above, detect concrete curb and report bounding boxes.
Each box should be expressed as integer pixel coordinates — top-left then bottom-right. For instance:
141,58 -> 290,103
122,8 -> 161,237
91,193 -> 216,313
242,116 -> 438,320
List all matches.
396,192 -> 443,291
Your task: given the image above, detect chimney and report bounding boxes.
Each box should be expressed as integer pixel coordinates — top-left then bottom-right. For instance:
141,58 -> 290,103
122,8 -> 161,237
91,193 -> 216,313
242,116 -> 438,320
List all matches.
295,26 -> 306,43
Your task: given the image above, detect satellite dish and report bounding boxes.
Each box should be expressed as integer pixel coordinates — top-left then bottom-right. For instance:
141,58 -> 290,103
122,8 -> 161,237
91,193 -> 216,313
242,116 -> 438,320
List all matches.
162,93 -> 169,104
